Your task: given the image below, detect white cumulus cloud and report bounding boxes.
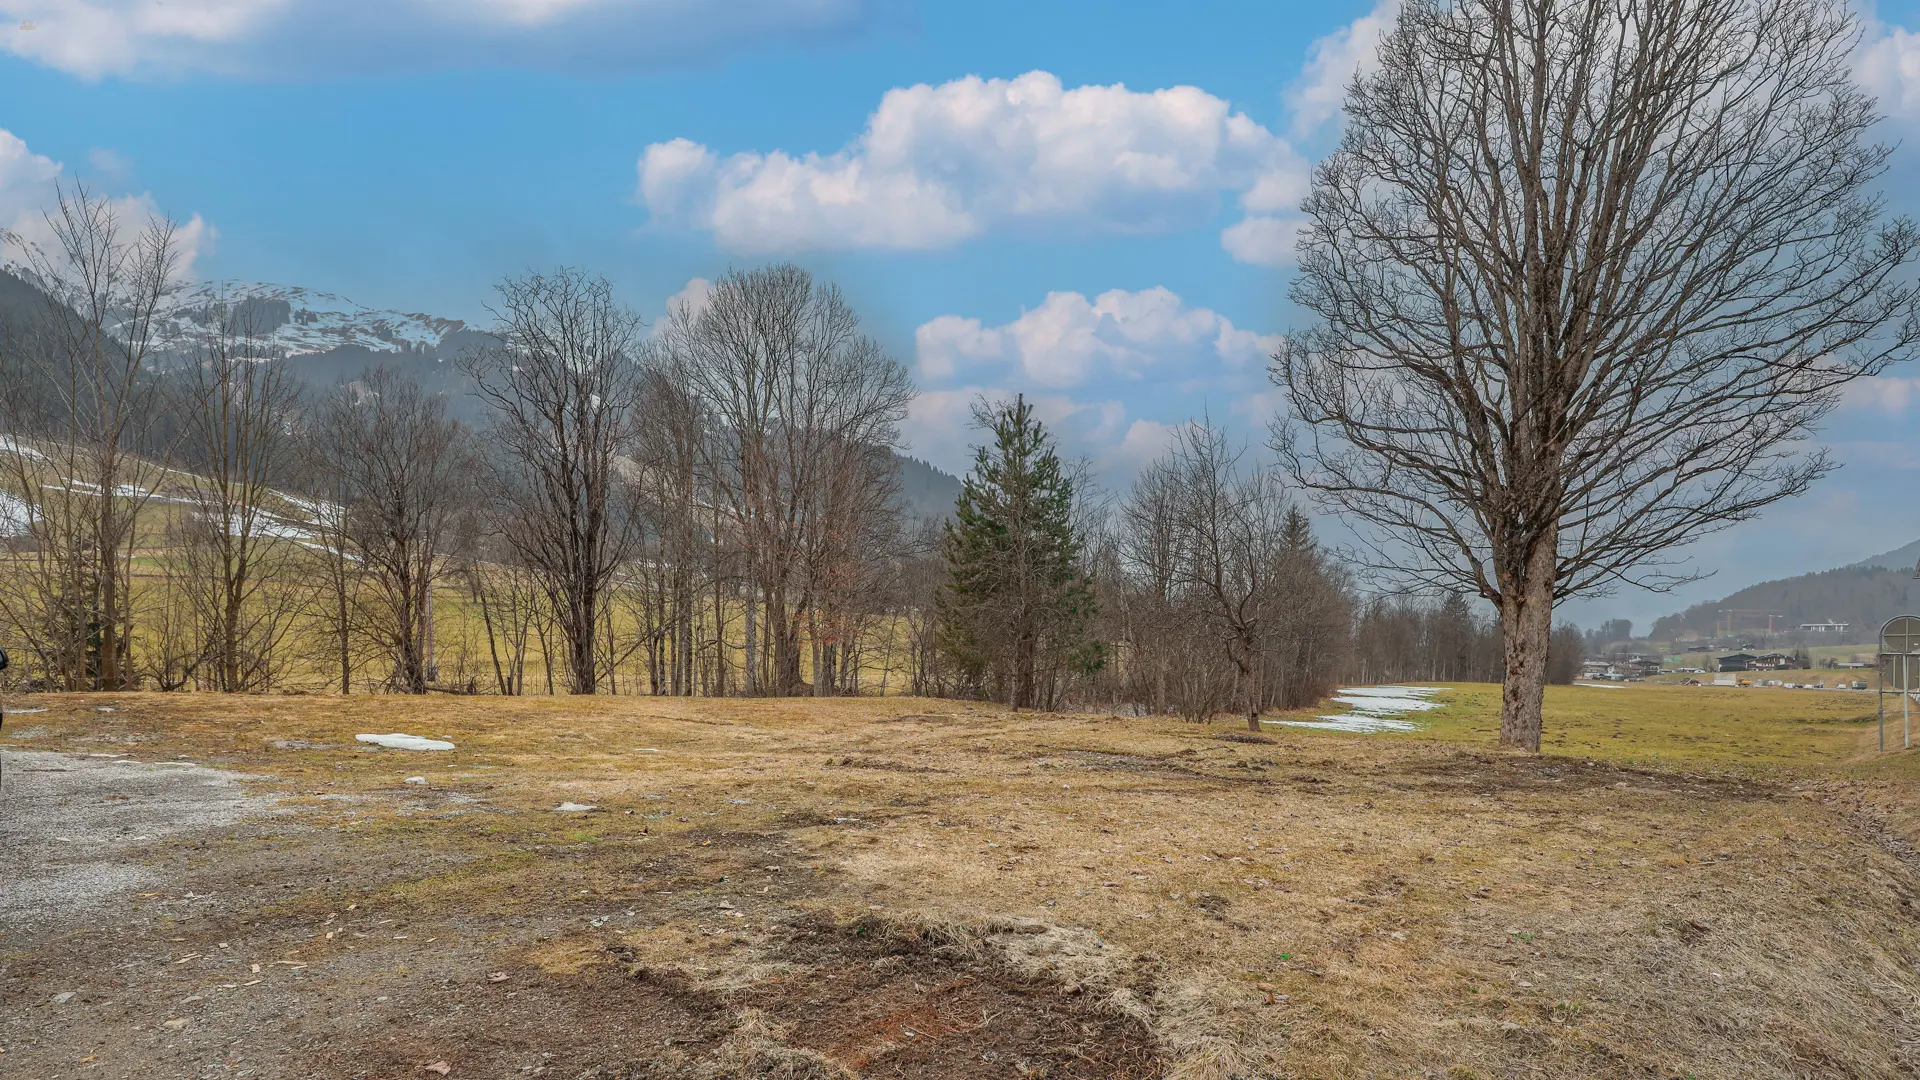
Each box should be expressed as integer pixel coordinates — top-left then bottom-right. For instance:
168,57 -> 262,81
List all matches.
1842,373 -> 1920,415
1286,0 -> 1400,136
0,0 -> 894,79
914,285 -> 1282,390
1220,213 -> 1307,268
0,128 -> 62,226
1857,17 -> 1920,121
903,385 -> 1130,476
636,70 -> 1309,259
657,275 -> 714,326
0,128 -> 212,279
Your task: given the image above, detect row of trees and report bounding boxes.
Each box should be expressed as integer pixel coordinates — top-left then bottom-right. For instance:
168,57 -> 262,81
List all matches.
0,198 -> 924,701
929,396 -> 1579,721
0,193 -> 1568,718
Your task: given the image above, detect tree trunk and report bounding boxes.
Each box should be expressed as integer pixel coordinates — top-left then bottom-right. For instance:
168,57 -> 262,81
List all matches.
744,586 -> 758,696
1497,536 -> 1556,752
568,594 -> 596,694
99,528 -> 121,691
337,558 -> 351,695
1236,630 -> 1260,732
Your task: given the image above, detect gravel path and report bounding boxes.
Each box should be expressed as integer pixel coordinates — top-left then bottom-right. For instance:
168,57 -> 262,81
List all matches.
0,749 -> 270,929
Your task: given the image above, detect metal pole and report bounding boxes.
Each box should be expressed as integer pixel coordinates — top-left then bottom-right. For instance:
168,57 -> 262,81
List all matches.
1906,655 -> 1912,750
1880,651 -> 1886,752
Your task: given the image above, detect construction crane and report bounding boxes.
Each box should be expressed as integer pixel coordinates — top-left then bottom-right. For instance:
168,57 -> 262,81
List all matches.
1716,609 -> 1785,639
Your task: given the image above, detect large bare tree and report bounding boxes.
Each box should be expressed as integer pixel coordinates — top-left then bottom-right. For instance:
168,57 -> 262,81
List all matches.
652,265 -> 912,696
1275,0 -> 1920,749
465,268 -> 643,695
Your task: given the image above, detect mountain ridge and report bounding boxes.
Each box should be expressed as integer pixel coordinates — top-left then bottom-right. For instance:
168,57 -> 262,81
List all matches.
1850,538 -> 1920,574
163,280 -> 471,358
1651,539 -> 1920,643
0,271 -> 966,523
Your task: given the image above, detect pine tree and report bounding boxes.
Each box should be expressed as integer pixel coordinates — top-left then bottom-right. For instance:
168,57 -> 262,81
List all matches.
938,395 -> 1098,709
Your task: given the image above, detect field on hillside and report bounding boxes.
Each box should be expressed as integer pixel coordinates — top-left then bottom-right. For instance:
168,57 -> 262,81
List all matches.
3,684 -> 1918,1080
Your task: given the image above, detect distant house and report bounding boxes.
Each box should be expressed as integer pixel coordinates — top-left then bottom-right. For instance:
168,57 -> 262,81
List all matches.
1751,652 -> 1792,670
1798,621 -> 1850,634
1580,659 -> 1621,680
1717,653 -> 1756,672
1622,655 -> 1664,677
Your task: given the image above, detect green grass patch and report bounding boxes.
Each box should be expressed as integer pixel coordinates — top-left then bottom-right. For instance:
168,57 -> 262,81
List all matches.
1404,682 -> 1886,770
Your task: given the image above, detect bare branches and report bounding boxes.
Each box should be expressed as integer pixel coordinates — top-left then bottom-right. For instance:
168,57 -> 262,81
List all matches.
1277,0 -> 1918,748
0,184 -> 183,690
649,264 -> 912,697
168,295 -> 308,691
1119,418 -> 1346,726
309,367 -> 474,693
465,268 -> 644,695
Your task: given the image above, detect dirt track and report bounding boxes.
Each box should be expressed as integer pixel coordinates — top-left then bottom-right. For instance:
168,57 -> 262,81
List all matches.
1,749 -> 269,929
0,742 -> 1155,1080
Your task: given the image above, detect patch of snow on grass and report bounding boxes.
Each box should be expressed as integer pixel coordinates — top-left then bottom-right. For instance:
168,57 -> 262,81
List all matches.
1266,685 -> 1447,735
355,733 -> 456,751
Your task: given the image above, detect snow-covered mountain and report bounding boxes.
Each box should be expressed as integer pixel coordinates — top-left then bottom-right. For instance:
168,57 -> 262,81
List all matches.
160,281 -> 471,358
0,269 -> 968,519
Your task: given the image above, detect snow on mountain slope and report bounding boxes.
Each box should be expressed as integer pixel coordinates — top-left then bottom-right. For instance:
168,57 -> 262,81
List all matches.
159,281 -> 469,358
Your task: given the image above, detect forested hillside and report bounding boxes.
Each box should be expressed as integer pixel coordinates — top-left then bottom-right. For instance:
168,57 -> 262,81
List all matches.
1852,539 -> 1920,574
894,454 -> 964,522
1651,564 -> 1920,643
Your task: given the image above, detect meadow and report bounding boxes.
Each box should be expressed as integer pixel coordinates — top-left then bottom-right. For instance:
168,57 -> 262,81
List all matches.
2,681 -> 1916,1079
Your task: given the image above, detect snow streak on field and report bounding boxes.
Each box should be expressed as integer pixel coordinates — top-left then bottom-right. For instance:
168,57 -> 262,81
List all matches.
0,488 -> 32,536
1268,685 -> 1448,734
0,435 -> 48,463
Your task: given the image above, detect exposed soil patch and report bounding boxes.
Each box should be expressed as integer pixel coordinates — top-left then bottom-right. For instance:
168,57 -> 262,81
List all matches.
1,748 -> 1157,1080
564,915 -> 1163,1079
759,915 -> 1157,1078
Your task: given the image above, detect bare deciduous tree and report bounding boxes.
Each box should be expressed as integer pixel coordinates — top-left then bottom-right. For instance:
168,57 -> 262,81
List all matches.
296,430 -> 364,695
0,185 -> 183,690
1123,422 -> 1288,729
1276,0 -> 1919,749
312,367 -> 473,693
465,268 -> 644,695
1121,419 -> 1345,728
460,541 -> 543,696
653,265 -> 912,696
169,301 -> 307,691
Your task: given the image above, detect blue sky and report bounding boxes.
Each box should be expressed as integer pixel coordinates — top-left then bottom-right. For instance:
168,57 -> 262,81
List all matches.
3,0 -> 1920,631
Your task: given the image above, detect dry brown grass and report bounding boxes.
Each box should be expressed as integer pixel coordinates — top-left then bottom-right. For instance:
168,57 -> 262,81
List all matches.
4,686 -> 1918,1078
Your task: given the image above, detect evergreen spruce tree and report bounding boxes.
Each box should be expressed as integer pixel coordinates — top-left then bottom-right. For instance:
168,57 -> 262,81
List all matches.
1280,507 -> 1314,554
938,395 -> 1098,709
